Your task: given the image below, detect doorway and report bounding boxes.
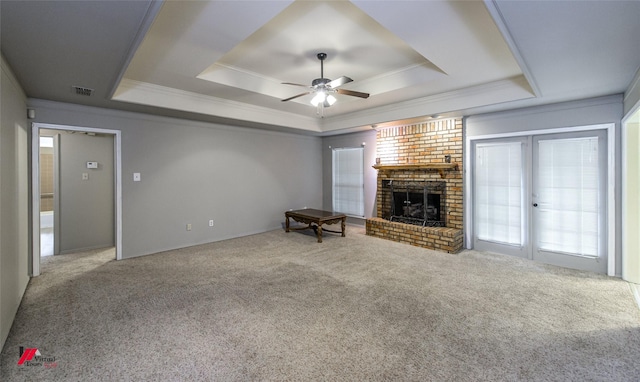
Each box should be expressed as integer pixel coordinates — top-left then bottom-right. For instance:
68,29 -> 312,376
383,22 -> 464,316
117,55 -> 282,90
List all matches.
39,134 -> 56,256
32,123 -> 122,276
470,124 -> 614,274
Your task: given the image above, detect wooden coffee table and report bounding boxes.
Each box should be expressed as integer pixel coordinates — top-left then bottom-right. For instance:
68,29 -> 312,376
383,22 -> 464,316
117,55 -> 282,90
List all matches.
285,209 -> 346,243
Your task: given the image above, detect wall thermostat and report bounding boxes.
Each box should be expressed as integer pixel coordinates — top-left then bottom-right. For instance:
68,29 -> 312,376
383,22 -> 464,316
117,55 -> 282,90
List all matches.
87,161 -> 98,169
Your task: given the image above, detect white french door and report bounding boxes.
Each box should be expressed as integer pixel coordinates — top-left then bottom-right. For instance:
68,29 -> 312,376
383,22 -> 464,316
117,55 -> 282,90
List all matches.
532,131 -> 607,273
473,138 -> 529,258
472,130 -> 608,273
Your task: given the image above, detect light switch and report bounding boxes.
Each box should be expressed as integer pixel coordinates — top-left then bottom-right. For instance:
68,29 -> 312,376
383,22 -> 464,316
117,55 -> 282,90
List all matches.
133,173 -> 141,182
87,161 -> 98,169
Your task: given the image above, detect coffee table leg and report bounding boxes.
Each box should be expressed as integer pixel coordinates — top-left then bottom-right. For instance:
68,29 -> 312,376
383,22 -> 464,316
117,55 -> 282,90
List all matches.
317,224 -> 323,243
341,217 -> 345,237
285,216 -> 290,232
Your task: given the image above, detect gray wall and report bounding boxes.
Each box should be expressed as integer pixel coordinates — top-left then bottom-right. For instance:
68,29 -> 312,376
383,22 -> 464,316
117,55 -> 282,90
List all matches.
466,95 -> 624,275
322,129 -> 377,224
30,99 -> 323,259
1,56 -> 30,349
466,95 -> 623,137
42,130 -> 115,253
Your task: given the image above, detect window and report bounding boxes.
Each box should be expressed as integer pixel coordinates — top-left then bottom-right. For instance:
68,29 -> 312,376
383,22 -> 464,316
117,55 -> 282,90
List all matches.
332,147 -> 364,217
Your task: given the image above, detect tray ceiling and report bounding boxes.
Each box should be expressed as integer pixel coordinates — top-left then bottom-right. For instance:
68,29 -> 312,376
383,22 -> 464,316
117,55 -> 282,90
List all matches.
112,0 -> 532,133
3,0 -> 639,135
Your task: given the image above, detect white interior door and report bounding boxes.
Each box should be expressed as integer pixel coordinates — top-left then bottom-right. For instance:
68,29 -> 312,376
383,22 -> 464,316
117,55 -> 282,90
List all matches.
532,131 -> 607,273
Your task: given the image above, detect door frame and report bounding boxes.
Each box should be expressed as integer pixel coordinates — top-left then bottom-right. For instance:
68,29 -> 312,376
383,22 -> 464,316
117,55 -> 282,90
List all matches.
31,123 -> 123,276
465,123 -> 615,276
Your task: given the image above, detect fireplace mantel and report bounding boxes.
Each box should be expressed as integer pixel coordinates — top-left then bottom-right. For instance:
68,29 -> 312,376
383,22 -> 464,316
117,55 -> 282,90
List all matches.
372,163 -> 458,178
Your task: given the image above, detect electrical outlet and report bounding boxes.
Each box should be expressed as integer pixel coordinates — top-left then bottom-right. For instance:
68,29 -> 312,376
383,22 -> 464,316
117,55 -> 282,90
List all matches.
82,173 -> 89,180
209,220 -> 214,227
186,223 -> 192,231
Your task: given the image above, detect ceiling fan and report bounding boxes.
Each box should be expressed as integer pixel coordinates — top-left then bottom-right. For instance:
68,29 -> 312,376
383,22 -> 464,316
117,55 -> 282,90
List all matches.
281,53 -> 369,113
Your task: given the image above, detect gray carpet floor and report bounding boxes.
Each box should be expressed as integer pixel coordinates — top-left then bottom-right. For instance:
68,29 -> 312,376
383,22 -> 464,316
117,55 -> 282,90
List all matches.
1,226 -> 639,381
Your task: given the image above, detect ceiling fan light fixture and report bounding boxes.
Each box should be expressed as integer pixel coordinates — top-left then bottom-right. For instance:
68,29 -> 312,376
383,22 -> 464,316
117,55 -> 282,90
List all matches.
310,91 -> 326,107
311,91 -> 336,107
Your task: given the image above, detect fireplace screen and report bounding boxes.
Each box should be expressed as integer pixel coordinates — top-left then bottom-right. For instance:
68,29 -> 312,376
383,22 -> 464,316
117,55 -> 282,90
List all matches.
382,180 -> 446,227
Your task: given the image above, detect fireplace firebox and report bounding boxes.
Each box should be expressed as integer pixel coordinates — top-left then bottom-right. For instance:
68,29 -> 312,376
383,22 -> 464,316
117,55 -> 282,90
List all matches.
382,180 -> 446,227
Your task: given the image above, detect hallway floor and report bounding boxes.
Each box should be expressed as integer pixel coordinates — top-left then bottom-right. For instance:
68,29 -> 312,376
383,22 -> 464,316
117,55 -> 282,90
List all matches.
40,212 -> 53,257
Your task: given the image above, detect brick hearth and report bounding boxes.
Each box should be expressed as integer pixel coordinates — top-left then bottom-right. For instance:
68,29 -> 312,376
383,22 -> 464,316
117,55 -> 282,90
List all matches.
366,218 -> 463,253
366,118 -> 464,253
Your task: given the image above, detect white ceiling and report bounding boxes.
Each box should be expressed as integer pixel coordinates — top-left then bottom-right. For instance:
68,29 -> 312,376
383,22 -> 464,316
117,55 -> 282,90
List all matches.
2,0 -> 639,135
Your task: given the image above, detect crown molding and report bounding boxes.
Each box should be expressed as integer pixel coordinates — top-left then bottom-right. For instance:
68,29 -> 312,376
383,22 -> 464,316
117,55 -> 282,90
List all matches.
1,53 -> 28,100
623,65 -> 640,117
111,74 -> 536,135
112,78 -> 322,133
321,75 -> 535,133
484,0 -> 541,97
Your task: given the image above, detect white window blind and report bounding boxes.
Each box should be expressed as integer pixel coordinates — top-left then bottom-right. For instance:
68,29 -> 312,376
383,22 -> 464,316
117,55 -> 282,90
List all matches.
537,137 -> 599,257
332,147 -> 364,217
475,142 -> 524,246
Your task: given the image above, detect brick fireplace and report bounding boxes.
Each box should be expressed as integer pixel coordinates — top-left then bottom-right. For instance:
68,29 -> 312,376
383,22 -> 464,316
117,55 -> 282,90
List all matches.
366,118 -> 463,253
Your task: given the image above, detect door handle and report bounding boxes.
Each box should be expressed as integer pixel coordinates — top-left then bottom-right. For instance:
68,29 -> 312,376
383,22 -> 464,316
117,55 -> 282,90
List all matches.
532,203 -> 538,207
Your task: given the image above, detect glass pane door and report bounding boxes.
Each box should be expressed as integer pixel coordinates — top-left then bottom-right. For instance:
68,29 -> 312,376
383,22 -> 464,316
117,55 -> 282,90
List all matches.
532,131 -> 607,273
473,138 -> 528,258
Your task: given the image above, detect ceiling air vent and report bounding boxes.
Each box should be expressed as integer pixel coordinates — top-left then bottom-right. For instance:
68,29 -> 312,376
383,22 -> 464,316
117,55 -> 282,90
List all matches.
72,86 -> 94,97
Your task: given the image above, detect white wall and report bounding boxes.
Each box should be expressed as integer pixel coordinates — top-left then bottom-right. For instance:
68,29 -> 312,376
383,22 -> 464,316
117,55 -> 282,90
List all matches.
28,99 -> 323,259
622,120 -> 640,283
466,95 -> 623,275
1,56 -> 30,349
623,75 -> 640,282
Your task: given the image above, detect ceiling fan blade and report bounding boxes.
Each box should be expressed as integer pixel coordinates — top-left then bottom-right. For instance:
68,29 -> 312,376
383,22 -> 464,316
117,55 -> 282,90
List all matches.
282,82 -> 311,88
336,88 -> 370,99
327,76 -> 353,89
281,92 -> 311,102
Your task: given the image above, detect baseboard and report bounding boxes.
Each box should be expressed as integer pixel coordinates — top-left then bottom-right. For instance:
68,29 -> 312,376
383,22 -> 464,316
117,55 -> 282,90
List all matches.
59,244 -> 115,255
630,283 -> 640,310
